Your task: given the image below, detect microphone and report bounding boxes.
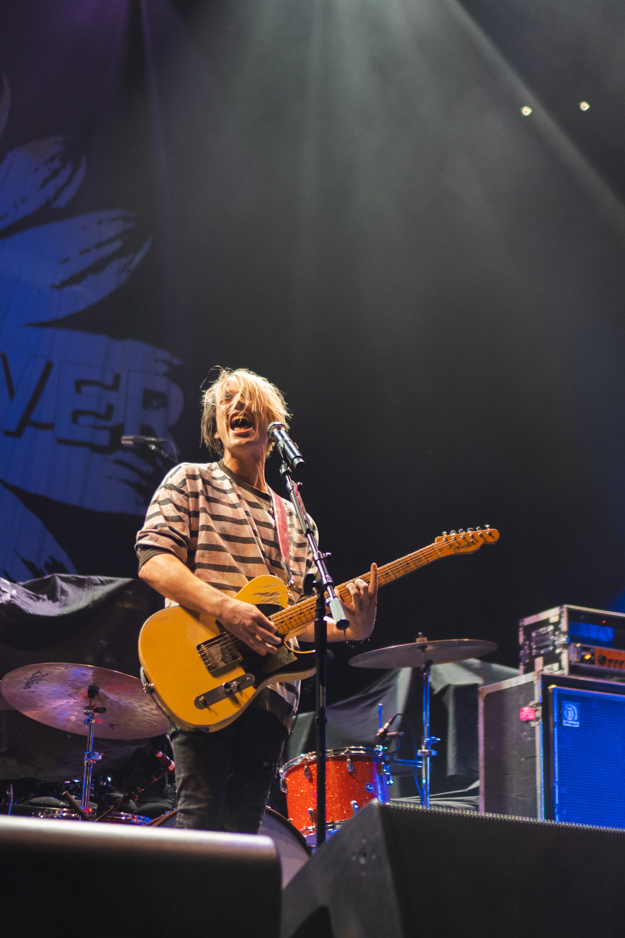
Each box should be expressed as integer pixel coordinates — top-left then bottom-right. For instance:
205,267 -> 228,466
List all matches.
152,749 -> 175,773
267,422 -> 305,470
121,436 -> 169,447
375,713 -> 400,741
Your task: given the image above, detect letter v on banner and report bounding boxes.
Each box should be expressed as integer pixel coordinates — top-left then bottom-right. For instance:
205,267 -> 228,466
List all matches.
2,355 -> 53,436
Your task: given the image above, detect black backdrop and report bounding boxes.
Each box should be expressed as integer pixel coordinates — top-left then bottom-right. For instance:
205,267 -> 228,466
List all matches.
2,0 -> 625,703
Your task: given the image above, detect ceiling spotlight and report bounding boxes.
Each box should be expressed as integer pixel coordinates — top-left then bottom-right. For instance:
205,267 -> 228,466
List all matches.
520,106 -> 532,116
579,101 -> 590,111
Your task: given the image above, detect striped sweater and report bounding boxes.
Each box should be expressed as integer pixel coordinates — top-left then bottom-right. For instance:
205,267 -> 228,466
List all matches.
135,460 -> 316,723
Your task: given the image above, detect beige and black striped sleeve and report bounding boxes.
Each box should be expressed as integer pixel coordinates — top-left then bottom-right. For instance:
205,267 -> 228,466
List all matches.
135,464 -> 192,565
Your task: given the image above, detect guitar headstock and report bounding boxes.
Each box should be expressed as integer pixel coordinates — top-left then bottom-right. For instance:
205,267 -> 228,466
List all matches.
435,526 -> 500,555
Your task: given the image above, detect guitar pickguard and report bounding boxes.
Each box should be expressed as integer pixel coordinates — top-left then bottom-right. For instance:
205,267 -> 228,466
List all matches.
260,644 -> 298,674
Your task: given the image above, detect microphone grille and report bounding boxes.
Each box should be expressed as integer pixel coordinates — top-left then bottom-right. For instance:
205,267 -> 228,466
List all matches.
267,421 -> 285,439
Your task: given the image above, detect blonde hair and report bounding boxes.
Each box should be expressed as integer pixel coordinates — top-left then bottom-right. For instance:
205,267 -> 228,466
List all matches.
201,367 -> 291,457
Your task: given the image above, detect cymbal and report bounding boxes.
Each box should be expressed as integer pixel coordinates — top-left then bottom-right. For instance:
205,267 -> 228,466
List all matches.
0,663 -> 169,739
349,638 -> 498,669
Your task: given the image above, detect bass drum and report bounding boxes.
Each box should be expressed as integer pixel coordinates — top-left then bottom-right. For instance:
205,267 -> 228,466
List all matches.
260,807 -> 311,888
156,806 -> 310,887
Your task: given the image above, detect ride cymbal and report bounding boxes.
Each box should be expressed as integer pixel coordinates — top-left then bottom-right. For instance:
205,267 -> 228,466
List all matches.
0,663 -> 168,739
349,638 -> 498,669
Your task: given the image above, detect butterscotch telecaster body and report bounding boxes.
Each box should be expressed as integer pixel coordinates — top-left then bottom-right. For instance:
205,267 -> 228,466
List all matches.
139,576 -> 315,732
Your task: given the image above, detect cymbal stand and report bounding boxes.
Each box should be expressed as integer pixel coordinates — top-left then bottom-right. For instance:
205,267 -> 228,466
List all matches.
81,685 -> 105,815
417,662 -> 440,808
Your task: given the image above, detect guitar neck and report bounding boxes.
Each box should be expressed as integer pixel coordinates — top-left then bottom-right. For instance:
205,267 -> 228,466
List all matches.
272,541 -> 444,637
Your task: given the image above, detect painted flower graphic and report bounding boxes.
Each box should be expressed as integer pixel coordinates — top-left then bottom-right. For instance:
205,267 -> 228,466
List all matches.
0,75 -> 183,580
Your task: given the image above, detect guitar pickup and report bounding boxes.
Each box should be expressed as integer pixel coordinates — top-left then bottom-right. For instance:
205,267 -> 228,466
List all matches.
194,673 -> 255,709
197,632 -> 243,676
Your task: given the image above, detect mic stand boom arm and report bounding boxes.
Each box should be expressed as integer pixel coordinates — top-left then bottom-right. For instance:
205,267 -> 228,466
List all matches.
279,460 -> 348,847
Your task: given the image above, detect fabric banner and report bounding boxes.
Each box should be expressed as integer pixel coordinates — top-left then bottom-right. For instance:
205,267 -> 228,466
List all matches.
0,2 -> 184,581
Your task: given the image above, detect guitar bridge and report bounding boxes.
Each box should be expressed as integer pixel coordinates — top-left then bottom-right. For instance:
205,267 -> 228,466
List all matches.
194,673 -> 255,709
197,633 -> 242,676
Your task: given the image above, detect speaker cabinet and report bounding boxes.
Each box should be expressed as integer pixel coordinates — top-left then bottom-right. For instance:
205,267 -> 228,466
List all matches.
0,816 -> 281,938
281,801 -> 625,938
479,671 -> 625,825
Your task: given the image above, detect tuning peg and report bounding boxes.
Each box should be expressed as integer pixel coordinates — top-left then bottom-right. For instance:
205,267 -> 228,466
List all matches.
441,531 -> 447,537
467,527 -> 474,532
450,529 -> 457,535
459,528 -> 465,533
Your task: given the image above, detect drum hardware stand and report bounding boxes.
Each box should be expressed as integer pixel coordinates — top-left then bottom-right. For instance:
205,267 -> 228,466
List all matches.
80,685 -> 106,815
278,458 -> 348,848
94,749 -> 174,822
351,635 -> 498,808
416,657 -> 440,808
376,706 -> 417,789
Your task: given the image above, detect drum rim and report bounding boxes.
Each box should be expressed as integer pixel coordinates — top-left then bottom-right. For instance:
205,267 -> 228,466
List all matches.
27,806 -> 81,820
303,820 -> 345,836
263,806 -> 313,855
103,812 -> 151,824
280,747 -> 382,776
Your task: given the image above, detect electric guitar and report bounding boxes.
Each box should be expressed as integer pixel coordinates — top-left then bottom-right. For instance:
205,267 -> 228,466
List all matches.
138,527 -> 499,732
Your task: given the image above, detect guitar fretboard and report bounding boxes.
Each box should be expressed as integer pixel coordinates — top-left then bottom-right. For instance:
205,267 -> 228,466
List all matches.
271,541 -> 445,637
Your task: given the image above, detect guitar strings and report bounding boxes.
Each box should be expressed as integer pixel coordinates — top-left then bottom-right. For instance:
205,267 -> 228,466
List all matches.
204,535 -> 495,654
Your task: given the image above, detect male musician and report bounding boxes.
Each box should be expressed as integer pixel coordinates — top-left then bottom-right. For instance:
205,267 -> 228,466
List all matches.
136,368 -> 378,832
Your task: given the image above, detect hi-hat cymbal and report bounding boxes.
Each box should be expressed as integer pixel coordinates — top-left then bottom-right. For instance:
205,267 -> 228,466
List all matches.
349,638 -> 498,669
0,663 -> 168,739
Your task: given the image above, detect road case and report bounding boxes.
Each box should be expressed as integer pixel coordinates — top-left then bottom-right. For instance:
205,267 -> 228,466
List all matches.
479,671 -> 625,827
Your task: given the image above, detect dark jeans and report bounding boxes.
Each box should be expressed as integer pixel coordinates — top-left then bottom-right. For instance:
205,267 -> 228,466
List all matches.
170,706 -> 289,833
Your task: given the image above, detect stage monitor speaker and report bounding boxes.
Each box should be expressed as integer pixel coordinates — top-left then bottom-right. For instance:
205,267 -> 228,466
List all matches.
0,816 -> 281,938
281,801 -> 625,938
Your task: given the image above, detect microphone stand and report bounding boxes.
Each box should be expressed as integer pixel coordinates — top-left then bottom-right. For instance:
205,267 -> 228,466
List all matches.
148,443 -> 176,465
121,436 -> 177,468
278,460 -> 347,848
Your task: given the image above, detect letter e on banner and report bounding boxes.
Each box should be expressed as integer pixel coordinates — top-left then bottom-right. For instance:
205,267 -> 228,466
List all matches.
125,370 -> 183,439
55,362 -> 123,448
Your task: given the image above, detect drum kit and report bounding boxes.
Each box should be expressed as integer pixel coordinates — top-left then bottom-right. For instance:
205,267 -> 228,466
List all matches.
1,662 -> 170,823
281,635 -> 497,846
0,635 -> 496,849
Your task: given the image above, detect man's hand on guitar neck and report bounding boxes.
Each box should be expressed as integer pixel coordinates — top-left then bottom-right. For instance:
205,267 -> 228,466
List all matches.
340,562 -> 378,642
298,563 -> 379,644
139,553 -> 281,656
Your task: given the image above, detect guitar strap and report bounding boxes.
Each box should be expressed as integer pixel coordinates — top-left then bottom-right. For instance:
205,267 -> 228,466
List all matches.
224,465 -> 294,588
271,489 -> 294,588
